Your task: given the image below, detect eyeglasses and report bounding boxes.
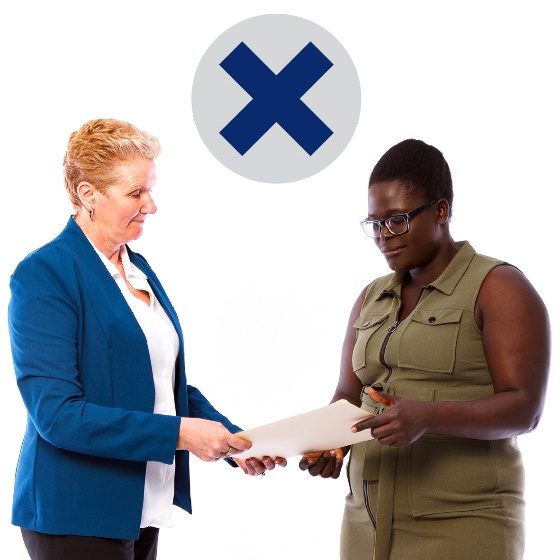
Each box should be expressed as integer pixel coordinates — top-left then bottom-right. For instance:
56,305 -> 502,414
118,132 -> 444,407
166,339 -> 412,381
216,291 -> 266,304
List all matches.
360,199 -> 438,239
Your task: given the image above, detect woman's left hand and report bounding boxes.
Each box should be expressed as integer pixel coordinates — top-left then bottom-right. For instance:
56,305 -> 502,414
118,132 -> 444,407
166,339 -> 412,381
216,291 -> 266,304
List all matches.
351,387 -> 428,447
233,456 -> 287,476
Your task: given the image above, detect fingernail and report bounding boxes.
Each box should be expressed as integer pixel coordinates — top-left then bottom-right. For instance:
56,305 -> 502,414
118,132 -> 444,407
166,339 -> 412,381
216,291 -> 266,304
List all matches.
351,426 -> 357,432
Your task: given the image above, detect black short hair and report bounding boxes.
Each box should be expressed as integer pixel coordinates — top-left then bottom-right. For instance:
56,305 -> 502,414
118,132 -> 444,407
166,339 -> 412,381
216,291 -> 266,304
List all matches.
369,139 -> 453,214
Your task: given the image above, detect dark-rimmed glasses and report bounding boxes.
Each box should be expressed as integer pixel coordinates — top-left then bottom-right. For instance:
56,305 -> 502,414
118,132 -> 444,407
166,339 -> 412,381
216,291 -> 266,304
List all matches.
360,199 -> 438,238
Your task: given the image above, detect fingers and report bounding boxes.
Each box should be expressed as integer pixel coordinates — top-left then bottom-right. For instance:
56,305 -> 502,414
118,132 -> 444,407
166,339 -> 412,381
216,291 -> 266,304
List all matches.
213,435 -> 252,462
232,457 -> 248,474
206,442 -> 243,462
351,415 -> 377,433
299,449 -> 344,478
218,435 -> 253,460
228,434 -> 252,452
217,445 -> 242,460
177,418 -> 252,462
351,390 -> 396,433
367,387 -> 394,407
299,451 -> 323,471
243,456 -> 287,476
244,458 -> 264,476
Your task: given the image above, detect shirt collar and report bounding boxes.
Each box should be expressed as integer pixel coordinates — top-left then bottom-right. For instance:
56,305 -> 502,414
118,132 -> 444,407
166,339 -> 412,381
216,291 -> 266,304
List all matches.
374,241 -> 476,300
429,241 -> 475,295
88,242 -> 148,281
119,245 -> 148,281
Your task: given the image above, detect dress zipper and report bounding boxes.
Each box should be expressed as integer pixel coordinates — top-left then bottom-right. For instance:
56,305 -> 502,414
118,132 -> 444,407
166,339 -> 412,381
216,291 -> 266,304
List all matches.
380,287 -> 426,383
380,320 -> 399,383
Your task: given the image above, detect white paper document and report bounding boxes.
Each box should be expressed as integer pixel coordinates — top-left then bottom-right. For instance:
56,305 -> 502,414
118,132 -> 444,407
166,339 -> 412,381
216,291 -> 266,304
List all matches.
234,399 -> 375,460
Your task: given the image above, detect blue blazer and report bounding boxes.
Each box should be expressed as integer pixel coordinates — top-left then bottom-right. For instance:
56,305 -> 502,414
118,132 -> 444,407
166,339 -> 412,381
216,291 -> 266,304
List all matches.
8,218 -> 241,539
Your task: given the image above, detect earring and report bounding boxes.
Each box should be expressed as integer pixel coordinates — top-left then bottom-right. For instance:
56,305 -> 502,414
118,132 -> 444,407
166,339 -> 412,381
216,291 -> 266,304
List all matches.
89,207 -> 95,221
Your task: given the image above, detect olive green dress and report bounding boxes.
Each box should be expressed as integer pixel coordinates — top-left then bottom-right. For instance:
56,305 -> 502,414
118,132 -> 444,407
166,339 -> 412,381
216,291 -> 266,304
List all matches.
340,242 -> 524,560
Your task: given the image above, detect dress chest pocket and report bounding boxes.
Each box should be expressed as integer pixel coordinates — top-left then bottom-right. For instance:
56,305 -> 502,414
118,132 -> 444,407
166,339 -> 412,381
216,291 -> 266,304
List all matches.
397,308 -> 463,374
352,313 -> 390,372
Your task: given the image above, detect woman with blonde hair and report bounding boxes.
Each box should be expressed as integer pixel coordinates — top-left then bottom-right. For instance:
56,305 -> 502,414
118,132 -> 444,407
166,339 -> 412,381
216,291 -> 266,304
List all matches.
9,118 -> 284,560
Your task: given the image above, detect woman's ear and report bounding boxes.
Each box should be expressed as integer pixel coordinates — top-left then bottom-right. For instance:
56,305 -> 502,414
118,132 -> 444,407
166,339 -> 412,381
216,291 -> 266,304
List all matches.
436,199 -> 450,225
76,182 -> 96,209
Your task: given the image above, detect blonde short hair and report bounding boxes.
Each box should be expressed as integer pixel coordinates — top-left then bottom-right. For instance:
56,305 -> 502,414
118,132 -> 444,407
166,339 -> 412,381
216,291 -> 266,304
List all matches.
63,118 -> 161,210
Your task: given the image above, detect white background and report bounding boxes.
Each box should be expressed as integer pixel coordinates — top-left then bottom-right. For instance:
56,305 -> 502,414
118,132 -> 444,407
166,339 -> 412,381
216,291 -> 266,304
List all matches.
1,1 -> 557,558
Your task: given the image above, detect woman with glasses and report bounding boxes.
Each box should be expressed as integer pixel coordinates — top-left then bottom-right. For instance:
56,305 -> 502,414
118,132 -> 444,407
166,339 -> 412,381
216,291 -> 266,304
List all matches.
299,139 -> 550,560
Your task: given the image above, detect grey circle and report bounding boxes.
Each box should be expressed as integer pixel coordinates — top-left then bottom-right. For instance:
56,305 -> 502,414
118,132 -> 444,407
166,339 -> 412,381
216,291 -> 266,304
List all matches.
191,14 -> 361,184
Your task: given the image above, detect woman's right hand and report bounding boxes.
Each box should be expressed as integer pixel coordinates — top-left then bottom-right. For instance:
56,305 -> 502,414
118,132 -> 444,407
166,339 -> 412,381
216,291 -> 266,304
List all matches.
177,417 -> 252,462
299,447 -> 349,479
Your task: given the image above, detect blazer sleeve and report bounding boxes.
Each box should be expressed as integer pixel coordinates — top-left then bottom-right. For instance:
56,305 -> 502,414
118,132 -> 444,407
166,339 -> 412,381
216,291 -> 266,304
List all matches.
186,384 -> 242,434
8,249 -> 180,465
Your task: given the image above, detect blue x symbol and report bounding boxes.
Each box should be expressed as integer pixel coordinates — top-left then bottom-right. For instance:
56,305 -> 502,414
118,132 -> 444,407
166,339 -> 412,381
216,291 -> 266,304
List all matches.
219,41 -> 334,156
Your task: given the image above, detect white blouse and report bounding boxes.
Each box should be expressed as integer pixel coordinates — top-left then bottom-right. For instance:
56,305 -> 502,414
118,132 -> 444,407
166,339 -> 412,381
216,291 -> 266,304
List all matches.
92,244 -> 180,529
